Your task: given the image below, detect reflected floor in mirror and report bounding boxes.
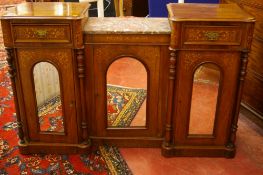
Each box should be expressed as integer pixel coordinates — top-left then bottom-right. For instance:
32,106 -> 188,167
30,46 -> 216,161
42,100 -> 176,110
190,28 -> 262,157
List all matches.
189,63 -> 220,135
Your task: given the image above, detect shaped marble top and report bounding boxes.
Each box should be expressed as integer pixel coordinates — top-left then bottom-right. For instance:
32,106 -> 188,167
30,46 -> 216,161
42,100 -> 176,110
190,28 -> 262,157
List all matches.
84,17 -> 171,34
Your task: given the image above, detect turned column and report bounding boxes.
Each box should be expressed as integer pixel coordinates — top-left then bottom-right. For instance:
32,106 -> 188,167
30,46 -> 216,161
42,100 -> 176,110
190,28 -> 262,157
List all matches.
76,48 -> 89,144
5,48 -> 25,144
226,50 -> 249,155
163,48 -> 177,148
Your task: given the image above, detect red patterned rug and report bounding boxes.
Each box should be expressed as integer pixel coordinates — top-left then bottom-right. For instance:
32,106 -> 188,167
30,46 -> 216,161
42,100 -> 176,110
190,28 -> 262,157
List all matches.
0,57 -> 132,175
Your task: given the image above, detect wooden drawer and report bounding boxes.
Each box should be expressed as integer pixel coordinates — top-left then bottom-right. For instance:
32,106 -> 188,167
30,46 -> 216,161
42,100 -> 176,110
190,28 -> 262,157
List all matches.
182,25 -> 242,46
12,24 -> 72,43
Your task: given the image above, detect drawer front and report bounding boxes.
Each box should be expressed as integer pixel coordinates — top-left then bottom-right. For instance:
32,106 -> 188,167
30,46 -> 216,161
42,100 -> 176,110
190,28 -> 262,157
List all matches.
12,24 -> 71,43
182,25 -> 242,46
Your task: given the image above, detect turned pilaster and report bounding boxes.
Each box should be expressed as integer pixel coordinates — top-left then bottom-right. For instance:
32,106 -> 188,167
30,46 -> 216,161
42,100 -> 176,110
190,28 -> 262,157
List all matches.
76,48 -> 89,144
5,48 -> 25,144
163,48 -> 177,147
227,50 -> 249,154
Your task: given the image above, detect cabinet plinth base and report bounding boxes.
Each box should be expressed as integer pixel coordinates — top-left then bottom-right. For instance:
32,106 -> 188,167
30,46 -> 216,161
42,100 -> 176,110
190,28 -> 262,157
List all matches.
91,137 -> 163,147
18,142 -> 91,154
161,144 -> 236,158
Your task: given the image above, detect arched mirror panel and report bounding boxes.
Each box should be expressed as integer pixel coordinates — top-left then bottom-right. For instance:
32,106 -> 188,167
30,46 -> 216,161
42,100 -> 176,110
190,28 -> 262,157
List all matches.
33,62 -> 64,133
106,57 -> 147,128
188,63 -> 221,136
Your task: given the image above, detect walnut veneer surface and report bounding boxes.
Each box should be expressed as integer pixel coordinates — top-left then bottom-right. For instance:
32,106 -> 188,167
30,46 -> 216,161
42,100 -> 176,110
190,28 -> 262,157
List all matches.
168,3 -> 254,22
163,3 -> 254,157
0,2 -> 255,157
1,2 -> 89,19
0,2 -> 90,154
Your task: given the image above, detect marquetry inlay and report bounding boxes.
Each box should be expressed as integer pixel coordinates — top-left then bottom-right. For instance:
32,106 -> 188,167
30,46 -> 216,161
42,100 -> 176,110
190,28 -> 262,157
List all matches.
17,49 -> 72,69
183,52 -> 200,71
183,25 -> 242,45
73,20 -> 84,48
94,45 -> 160,65
183,51 -> 237,71
85,34 -> 170,44
13,24 -> 71,43
246,23 -> 255,49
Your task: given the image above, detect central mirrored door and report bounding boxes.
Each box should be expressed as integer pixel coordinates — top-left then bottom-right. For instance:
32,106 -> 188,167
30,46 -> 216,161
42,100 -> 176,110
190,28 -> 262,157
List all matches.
106,57 -> 147,128
93,45 -> 162,139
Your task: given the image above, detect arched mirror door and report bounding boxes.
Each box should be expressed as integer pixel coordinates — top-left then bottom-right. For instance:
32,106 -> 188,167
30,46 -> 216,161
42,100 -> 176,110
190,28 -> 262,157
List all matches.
106,57 -> 147,128
188,63 -> 221,136
33,62 -> 64,133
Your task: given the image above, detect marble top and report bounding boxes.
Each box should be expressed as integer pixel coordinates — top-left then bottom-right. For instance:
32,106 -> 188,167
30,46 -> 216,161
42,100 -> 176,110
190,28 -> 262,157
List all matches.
84,17 -> 171,34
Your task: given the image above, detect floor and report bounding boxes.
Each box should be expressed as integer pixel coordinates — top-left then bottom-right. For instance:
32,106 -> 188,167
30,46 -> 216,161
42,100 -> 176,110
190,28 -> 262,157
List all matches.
120,112 -> 263,175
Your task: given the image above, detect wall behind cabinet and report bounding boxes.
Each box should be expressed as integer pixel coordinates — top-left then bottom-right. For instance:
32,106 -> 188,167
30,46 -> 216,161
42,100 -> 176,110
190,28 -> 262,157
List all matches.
222,0 -> 263,119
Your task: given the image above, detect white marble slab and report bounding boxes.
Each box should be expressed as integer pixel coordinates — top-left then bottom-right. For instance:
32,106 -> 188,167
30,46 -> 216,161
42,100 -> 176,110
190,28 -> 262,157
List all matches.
84,17 -> 171,34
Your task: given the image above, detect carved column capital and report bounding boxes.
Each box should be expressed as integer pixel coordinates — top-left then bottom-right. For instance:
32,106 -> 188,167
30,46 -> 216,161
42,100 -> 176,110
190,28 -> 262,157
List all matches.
76,48 -> 85,78
239,50 -> 249,81
169,48 -> 177,80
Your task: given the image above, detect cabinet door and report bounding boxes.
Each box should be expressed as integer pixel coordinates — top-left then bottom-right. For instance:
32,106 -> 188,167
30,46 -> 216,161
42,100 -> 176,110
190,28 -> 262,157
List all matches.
92,45 -> 162,137
173,51 -> 240,145
17,48 -> 78,143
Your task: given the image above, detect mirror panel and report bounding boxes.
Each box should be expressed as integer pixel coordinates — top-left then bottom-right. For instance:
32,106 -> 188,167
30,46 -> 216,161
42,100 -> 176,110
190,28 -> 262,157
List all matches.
33,62 -> 64,133
107,57 -> 147,128
188,63 -> 220,135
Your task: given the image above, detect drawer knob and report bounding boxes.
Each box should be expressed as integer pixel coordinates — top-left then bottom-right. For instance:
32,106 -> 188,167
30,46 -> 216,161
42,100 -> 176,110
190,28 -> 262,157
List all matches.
35,30 -> 47,39
204,31 -> 219,41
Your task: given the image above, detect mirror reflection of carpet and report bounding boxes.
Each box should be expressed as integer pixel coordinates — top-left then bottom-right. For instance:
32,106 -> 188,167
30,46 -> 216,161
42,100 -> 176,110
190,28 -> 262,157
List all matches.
107,84 -> 147,127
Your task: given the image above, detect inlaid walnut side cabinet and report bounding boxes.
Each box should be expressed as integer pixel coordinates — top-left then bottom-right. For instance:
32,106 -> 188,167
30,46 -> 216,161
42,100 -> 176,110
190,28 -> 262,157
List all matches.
0,2 -> 90,154
0,3 -> 255,157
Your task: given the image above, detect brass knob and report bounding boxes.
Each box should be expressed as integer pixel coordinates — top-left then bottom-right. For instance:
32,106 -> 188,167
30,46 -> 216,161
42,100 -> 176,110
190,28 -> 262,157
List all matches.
204,31 -> 219,41
35,30 -> 47,39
